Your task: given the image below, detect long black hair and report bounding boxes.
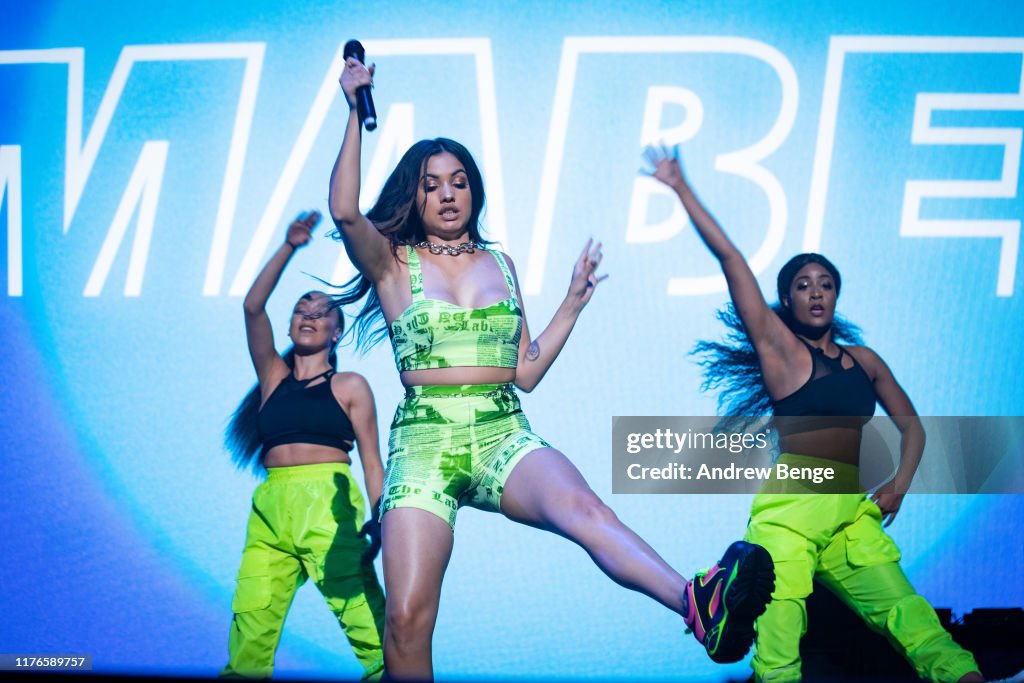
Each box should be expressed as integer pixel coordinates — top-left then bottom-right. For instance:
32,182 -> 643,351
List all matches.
329,138 -> 490,350
692,253 -> 863,430
225,292 -> 344,475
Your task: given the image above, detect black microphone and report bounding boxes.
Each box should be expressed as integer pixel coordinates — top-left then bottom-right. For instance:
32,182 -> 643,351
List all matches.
343,39 -> 377,131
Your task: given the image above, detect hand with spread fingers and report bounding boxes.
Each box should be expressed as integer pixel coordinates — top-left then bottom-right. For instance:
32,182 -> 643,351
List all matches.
567,238 -> 608,310
643,143 -> 688,191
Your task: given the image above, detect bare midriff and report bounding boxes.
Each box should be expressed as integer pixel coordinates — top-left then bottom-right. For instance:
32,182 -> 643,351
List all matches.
264,443 -> 352,468
780,427 -> 862,467
400,366 -> 517,388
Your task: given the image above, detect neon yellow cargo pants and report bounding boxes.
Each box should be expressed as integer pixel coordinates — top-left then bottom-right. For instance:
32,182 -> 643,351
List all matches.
221,462 -> 385,680
744,456 -> 979,682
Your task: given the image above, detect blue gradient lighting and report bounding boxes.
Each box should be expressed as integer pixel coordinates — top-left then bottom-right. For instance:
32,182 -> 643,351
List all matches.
2,1 -> 1023,679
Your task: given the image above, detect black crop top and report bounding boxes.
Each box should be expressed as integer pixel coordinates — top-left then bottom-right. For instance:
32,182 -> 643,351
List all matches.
772,341 -> 876,436
257,370 -> 356,458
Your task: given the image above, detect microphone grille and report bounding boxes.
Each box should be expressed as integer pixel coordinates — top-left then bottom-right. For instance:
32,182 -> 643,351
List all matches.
343,39 -> 365,62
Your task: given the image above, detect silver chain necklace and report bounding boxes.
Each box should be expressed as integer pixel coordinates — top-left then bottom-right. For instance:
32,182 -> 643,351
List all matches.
415,240 -> 480,256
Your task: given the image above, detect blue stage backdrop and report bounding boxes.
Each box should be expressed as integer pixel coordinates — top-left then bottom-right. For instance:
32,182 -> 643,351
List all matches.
2,1 -> 1023,679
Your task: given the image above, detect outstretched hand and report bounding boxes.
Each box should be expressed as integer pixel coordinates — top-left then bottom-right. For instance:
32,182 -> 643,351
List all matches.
339,57 -> 375,111
870,480 -> 906,527
286,211 -> 322,249
567,238 -> 608,309
642,144 -> 687,190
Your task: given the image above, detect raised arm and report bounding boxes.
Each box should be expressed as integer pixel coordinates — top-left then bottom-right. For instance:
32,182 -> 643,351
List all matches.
509,241 -> 607,392
328,58 -> 395,282
243,212 -> 320,395
852,346 -> 925,526
646,147 -> 791,352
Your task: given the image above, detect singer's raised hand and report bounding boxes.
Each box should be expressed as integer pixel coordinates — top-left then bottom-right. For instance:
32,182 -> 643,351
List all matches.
339,57 -> 374,110
330,54 -> 391,279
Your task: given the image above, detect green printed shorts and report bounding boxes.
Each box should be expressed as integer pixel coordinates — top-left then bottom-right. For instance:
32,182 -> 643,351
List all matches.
382,383 -> 550,528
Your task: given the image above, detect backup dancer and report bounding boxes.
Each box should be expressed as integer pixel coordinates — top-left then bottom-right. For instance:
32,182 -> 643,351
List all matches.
644,146 -> 983,682
222,211 -> 386,679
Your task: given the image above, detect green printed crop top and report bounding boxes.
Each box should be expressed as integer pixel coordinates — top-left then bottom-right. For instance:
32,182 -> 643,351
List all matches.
389,245 -> 523,372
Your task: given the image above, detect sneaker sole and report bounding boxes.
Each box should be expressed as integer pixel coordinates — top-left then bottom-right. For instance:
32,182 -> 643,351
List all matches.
708,541 -> 776,664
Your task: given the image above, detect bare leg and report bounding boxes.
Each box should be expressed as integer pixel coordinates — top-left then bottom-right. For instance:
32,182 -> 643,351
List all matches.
500,447 -> 688,614
380,507 -> 454,682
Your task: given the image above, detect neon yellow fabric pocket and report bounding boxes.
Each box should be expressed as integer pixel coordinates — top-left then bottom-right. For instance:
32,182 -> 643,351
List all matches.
231,551 -> 271,613
843,501 -> 901,566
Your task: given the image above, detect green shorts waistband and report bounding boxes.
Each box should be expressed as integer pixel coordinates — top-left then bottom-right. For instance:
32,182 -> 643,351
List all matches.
265,461 -> 351,479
